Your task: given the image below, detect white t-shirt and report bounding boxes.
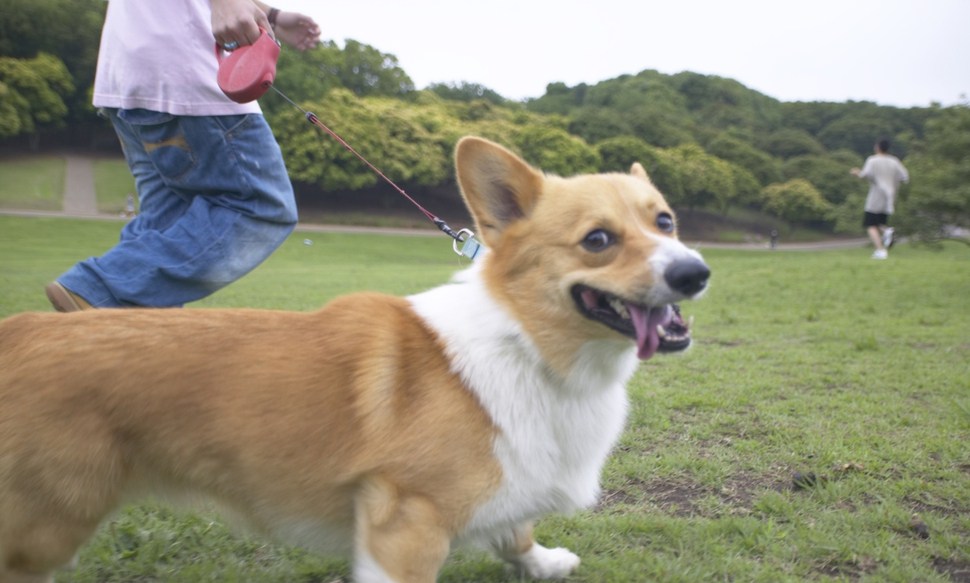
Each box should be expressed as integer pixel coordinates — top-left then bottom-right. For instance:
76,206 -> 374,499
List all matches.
93,0 -> 261,115
859,153 -> 909,215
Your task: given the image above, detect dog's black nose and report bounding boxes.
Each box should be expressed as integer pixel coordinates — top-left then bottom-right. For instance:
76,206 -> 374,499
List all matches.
665,258 -> 710,296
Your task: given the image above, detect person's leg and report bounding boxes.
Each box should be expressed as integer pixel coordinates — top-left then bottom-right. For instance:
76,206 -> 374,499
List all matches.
863,212 -> 888,259
867,225 -> 885,251
881,220 -> 895,248
56,109 -> 297,307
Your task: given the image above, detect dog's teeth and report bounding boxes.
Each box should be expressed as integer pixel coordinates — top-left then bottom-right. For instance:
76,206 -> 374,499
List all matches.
657,324 -> 666,339
609,299 -> 630,319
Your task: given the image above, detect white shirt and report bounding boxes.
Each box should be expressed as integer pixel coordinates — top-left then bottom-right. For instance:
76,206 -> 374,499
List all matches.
93,0 -> 261,116
859,153 -> 909,215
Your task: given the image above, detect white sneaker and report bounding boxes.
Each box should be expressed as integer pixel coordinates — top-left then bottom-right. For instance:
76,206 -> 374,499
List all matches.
872,249 -> 888,260
882,227 -> 895,248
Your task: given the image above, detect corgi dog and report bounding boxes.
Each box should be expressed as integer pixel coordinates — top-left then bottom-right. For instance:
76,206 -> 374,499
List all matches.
0,137 -> 709,583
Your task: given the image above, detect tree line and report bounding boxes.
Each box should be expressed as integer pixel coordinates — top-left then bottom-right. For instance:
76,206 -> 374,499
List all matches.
2,0 -> 967,241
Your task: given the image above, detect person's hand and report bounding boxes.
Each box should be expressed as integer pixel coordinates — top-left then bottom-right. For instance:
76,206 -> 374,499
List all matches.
272,11 -> 321,52
211,0 -> 270,49
850,167 -> 861,177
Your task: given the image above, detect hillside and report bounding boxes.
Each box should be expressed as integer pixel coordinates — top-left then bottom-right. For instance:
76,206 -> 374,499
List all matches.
2,1 -> 966,241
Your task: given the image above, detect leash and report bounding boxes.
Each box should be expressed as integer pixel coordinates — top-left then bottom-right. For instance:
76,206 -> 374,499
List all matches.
270,87 -> 482,261
214,30 -> 481,261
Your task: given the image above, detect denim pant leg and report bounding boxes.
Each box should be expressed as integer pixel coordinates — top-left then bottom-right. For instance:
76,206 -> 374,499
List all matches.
59,109 -> 297,307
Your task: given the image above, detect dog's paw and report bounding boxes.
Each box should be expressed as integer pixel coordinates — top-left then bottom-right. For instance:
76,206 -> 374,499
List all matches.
517,544 -> 580,580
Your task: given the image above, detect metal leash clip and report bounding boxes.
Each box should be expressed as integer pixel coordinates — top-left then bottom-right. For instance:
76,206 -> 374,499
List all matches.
453,229 -> 482,261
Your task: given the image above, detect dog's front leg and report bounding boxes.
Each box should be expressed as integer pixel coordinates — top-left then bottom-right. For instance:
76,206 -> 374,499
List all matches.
493,522 -> 580,580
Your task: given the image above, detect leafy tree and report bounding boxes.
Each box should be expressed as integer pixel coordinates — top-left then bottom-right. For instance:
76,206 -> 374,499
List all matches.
454,99 -> 491,123
596,136 -> 759,213
595,136 -> 683,199
272,89 -> 428,192
895,104 -> 970,245
585,72 -> 694,147
595,135 -> 657,173
818,114 -> 900,158
0,53 -> 74,140
266,40 -> 415,117
783,100 -> 930,155
705,132 -> 781,185
513,125 -> 600,176
728,164 -> 762,210
760,178 -> 832,230
266,42 -> 347,115
270,89 -> 551,193
427,81 -> 507,105
780,101 -> 844,136
436,95 -> 568,161
567,108 -> 628,144
666,144 -> 736,211
625,103 -> 695,148
529,71 -> 695,147
672,71 -> 782,134
364,98 -> 454,187
782,152 -> 859,205
339,39 -> 414,97
0,0 -> 104,122
526,81 -> 585,115
0,82 -> 21,138
760,128 -> 825,159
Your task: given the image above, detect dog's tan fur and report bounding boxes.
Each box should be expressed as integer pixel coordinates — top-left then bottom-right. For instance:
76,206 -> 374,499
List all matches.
0,137 -> 708,583
0,300 -> 501,582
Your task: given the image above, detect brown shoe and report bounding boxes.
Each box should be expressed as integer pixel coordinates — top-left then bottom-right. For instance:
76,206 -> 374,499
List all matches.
45,282 -> 94,312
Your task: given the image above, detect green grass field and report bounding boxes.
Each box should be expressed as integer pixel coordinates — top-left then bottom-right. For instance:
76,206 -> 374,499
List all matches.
0,155 -> 136,215
0,215 -> 967,582
0,156 -> 66,211
92,158 -> 137,214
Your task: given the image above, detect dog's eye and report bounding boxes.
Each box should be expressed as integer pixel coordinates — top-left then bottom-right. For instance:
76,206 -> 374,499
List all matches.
581,229 -> 615,252
656,212 -> 675,233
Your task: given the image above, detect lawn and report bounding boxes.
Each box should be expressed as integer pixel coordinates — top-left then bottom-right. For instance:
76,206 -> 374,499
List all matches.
93,158 -> 136,214
0,155 -> 66,211
0,155 -> 135,214
0,215 -> 967,582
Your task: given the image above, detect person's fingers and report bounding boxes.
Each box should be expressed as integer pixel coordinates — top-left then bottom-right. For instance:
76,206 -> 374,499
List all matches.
212,1 -> 266,47
252,11 -> 273,41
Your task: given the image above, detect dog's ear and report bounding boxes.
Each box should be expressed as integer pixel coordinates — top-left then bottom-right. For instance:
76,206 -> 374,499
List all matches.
455,137 -> 544,246
630,162 -> 652,183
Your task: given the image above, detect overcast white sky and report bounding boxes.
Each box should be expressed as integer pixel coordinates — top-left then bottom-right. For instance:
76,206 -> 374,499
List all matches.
282,0 -> 968,108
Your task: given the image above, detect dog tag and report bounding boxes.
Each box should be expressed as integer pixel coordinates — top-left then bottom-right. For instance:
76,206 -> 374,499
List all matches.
459,235 -> 482,260
453,229 -> 482,261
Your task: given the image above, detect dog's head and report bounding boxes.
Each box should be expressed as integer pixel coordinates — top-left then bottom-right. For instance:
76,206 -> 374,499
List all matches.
455,137 -> 710,373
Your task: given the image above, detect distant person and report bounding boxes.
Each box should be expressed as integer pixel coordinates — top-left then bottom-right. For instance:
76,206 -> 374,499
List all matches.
45,0 -> 320,311
851,138 -> 909,260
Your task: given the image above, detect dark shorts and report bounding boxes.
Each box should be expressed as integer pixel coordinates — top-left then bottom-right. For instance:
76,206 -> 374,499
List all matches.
863,212 -> 890,228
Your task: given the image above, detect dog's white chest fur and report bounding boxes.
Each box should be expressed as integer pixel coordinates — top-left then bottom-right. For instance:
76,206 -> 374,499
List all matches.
409,263 -> 637,542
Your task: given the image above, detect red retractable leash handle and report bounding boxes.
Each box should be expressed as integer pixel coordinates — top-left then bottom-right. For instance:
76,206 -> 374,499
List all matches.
216,28 -> 280,103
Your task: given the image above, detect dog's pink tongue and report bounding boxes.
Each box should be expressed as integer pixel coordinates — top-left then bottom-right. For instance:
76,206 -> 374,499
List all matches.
628,305 -> 669,360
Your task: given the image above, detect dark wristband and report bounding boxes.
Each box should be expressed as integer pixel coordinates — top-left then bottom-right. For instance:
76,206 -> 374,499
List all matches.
268,7 -> 280,28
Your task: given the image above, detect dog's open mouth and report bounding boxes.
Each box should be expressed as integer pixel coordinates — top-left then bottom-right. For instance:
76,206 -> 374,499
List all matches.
572,285 -> 691,360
